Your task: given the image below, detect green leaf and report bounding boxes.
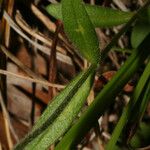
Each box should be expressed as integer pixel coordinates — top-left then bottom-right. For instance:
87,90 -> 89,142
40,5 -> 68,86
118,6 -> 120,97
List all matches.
138,6 -> 150,23
14,65 -> 96,150
46,3 -> 134,27
55,33 -> 150,150
61,0 -> 100,64
131,6 -> 150,48
123,77 -> 150,145
24,73 -> 95,150
106,59 -> 150,150
147,6 -> 150,22
136,78 -> 150,120
131,22 -> 150,48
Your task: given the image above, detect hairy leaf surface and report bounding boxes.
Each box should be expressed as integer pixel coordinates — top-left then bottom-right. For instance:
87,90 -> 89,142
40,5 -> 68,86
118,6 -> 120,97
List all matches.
62,0 -> 100,64
14,65 -> 96,150
46,3 -> 134,27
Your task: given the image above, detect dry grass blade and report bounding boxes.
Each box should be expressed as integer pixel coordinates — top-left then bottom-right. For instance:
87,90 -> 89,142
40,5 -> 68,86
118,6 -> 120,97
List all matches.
48,0 -> 58,4
138,145 -> 150,150
0,142 -> 2,150
15,10 -> 66,55
3,11 -> 51,53
31,4 -> 74,52
0,92 -> 19,149
0,45 -> 65,89
112,0 -> 129,11
0,104 -> 13,149
4,0 -> 14,47
3,11 -> 73,65
0,69 -> 65,89
0,45 -> 43,80
31,4 -> 56,32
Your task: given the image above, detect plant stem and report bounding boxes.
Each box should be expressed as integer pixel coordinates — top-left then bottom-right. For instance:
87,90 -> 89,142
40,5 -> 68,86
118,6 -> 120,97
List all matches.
106,59 -> 150,150
55,32 -> 150,150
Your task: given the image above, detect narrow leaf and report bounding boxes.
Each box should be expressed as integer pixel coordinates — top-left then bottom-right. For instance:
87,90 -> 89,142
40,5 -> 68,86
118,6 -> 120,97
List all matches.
106,59 -> 150,150
14,65 -> 96,150
23,72 -> 95,150
137,78 -> 150,120
55,33 -> 150,150
131,6 -> 150,48
124,78 -> 150,143
62,0 -> 100,64
46,3 -> 134,27
138,6 -> 150,23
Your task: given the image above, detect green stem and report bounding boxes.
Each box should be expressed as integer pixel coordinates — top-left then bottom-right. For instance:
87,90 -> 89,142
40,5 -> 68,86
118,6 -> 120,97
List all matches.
55,33 -> 150,150
106,59 -> 150,150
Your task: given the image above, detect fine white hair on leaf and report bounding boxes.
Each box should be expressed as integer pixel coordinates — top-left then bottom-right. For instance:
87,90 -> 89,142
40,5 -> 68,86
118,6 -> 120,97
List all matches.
48,0 -> 58,4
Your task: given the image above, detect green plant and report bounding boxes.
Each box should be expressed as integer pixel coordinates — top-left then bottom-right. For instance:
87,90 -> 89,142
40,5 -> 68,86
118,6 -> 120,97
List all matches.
14,0 -> 150,150
46,3 -> 134,28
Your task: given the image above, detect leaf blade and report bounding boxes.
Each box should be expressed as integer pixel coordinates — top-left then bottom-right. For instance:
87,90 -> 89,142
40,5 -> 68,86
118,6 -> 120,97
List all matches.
46,3 -> 134,27
62,0 -> 100,64
24,72 -> 95,150
131,22 -> 150,48
55,33 -> 150,150
14,65 -> 96,150
106,59 -> 150,150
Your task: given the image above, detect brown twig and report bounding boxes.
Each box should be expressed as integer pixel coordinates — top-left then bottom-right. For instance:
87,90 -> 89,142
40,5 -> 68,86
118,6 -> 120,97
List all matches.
30,4 -> 83,69
30,4 -> 72,49
48,21 -> 62,100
